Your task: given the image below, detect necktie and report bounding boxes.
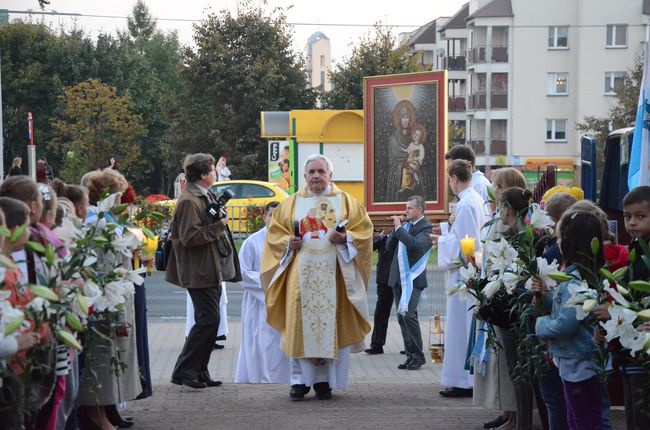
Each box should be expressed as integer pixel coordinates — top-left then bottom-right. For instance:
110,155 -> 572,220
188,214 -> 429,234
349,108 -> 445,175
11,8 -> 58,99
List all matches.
207,190 -> 217,203
404,221 -> 412,232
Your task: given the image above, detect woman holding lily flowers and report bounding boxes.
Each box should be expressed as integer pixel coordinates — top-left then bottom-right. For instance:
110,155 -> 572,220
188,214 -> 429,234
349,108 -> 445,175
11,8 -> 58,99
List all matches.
471,168 -> 525,430
485,187 -> 553,430
79,169 -> 141,430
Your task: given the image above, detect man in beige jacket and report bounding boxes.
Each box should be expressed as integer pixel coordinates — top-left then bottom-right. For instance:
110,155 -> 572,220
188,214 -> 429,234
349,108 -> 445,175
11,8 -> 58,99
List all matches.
166,153 -> 241,389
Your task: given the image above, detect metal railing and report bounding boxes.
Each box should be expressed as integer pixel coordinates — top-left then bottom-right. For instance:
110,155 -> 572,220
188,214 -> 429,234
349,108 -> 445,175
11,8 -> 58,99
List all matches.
443,56 -> 467,71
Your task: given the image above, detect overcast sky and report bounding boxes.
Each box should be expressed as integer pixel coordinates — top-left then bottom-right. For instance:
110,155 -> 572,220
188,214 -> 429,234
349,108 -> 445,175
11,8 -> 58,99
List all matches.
5,0 -> 467,64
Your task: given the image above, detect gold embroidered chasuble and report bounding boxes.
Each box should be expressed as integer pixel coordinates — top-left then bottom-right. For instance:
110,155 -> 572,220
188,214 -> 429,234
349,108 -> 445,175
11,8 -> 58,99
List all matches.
261,184 -> 373,358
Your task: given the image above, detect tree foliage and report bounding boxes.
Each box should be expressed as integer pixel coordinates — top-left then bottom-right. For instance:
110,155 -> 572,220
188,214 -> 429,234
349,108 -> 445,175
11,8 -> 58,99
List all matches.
321,25 -> 419,109
167,2 -> 316,180
50,79 -> 146,182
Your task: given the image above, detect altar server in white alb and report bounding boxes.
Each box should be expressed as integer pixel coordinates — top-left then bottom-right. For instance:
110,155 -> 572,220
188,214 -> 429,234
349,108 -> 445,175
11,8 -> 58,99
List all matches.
431,159 -> 487,398
235,201 -> 291,383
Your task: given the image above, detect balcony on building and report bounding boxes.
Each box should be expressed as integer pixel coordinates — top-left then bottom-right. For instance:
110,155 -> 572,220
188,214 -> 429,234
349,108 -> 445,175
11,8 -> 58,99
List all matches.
443,55 -> 466,71
467,138 -> 507,155
468,25 -> 509,65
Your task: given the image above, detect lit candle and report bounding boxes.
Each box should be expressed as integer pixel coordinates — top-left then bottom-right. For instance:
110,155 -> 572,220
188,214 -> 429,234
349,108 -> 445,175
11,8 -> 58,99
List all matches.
460,235 -> 476,258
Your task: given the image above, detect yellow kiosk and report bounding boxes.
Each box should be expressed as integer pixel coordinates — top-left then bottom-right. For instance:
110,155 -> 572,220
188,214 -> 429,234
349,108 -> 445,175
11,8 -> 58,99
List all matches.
261,110 -> 365,203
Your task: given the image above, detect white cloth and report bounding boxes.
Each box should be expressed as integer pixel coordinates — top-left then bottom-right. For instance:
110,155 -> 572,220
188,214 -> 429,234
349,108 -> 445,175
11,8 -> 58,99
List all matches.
472,170 -> 492,222
438,187 -> 486,389
217,166 -> 231,182
290,347 -> 351,390
234,227 -> 290,384
185,284 -> 228,338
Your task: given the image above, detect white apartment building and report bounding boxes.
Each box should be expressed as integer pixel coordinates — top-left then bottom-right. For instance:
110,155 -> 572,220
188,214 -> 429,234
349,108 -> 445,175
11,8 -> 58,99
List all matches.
305,31 -> 332,92
436,0 -> 650,172
400,17 -> 450,70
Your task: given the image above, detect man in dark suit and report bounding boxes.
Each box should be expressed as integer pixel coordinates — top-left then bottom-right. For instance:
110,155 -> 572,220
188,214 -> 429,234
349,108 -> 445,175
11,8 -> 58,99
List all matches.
166,153 -> 241,389
386,195 -> 432,370
364,230 -> 397,355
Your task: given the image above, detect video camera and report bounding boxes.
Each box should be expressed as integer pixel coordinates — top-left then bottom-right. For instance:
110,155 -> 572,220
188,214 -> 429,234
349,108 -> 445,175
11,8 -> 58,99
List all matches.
206,189 -> 235,221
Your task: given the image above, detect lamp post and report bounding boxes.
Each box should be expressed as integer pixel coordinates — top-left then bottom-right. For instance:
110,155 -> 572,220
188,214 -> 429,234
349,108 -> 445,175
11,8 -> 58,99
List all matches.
27,112 -> 36,180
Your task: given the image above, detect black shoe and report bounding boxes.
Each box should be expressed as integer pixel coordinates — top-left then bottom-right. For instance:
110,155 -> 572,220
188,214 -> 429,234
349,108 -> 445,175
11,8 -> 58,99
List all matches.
400,350 -> 406,354
216,335 -> 227,341
364,347 -> 384,355
484,415 -> 508,429
313,382 -> 332,400
397,358 -> 413,369
439,387 -> 473,397
173,378 -> 207,389
407,360 -> 425,370
198,372 -> 222,387
213,343 -> 225,350
105,405 -> 134,428
289,384 -> 311,400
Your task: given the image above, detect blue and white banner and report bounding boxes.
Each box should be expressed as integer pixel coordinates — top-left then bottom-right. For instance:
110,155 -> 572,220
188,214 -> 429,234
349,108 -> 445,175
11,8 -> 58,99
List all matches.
629,42 -> 650,190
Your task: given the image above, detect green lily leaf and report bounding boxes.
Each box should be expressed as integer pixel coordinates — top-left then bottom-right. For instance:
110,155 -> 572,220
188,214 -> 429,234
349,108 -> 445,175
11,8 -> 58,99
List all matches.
30,285 -> 59,302
142,227 -> 155,240
599,268 -> 616,283
612,266 -> 628,280
10,224 -> 26,243
547,272 -> 573,282
629,280 -> 650,293
0,254 -> 17,269
591,237 -> 600,256
56,330 -> 82,351
25,241 -> 46,254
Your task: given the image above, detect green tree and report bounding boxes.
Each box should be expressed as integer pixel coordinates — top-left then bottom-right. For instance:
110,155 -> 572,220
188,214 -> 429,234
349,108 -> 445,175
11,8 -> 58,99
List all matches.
168,2 -> 315,181
322,25 -> 419,109
576,54 -> 643,183
50,79 -> 147,182
0,22 -> 59,169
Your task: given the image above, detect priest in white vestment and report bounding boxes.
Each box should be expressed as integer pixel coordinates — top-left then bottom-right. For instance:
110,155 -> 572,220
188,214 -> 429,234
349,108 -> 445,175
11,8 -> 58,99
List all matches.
261,154 -> 373,401
432,159 -> 488,397
235,202 -> 290,384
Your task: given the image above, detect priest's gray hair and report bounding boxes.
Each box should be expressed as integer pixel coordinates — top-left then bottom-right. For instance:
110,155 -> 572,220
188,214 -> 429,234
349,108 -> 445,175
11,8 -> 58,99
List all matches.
303,154 -> 334,174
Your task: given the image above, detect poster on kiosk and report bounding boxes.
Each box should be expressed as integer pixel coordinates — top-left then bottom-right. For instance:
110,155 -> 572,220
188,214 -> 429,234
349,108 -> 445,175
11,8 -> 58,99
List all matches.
267,140 -> 294,193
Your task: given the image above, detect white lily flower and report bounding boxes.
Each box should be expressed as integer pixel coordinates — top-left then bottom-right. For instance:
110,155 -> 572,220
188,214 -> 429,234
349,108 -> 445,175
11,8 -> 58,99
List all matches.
620,328 -> 647,356
483,277 -> 502,298
529,203 -> 554,229
600,307 -> 638,343
502,270 -> 521,295
97,193 -> 122,213
485,238 -> 519,273
459,263 -> 477,282
111,235 -> 138,258
603,285 -> 631,308
115,267 -> 146,285
83,280 -> 102,302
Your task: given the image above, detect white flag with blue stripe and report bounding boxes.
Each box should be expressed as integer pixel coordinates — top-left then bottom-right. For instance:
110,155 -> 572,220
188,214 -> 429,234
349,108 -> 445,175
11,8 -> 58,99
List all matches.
629,42 -> 650,190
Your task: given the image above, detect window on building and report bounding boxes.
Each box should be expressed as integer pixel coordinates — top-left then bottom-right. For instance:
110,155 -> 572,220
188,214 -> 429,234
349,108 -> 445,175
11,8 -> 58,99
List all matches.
606,24 -> 627,47
320,55 -> 325,67
546,119 -> 567,141
604,72 -> 625,95
547,72 -> 568,95
320,71 -> 325,88
548,26 -> 568,49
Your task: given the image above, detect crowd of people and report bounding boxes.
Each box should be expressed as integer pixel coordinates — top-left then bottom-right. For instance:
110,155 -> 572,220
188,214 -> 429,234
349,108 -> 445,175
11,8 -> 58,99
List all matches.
0,166 -> 153,430
2,147 -> 649,430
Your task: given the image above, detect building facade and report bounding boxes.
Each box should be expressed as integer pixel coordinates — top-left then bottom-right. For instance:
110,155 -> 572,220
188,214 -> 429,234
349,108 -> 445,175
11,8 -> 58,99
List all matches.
434,0 -> 649,180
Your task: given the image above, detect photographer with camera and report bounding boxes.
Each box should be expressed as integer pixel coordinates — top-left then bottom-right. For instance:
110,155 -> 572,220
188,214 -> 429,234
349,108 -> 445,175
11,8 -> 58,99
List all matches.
166,153 -> 241,389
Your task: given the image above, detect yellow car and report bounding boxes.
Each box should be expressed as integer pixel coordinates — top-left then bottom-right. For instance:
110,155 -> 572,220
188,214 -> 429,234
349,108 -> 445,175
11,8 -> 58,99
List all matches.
210,180 -> 289,234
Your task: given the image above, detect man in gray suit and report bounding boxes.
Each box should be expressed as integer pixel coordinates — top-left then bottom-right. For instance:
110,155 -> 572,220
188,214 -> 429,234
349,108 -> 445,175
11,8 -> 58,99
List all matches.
386,195 -> 432,370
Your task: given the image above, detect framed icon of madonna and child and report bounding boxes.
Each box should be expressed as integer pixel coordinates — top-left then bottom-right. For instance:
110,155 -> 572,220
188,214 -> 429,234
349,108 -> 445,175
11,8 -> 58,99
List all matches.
364,71 -> 448,214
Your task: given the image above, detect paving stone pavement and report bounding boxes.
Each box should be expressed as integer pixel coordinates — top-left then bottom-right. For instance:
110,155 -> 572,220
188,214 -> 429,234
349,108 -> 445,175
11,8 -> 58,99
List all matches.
125,321 -> 626,429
